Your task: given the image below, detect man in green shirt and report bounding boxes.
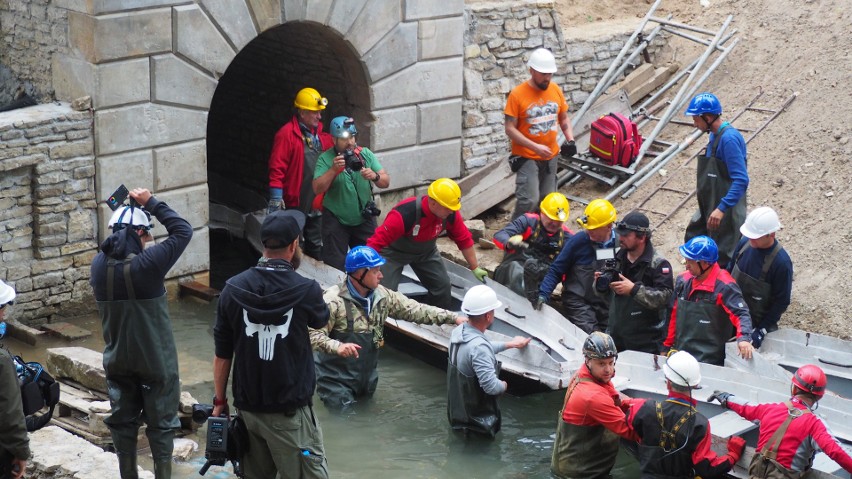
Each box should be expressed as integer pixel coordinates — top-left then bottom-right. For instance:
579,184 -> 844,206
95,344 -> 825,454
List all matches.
313,116 -> 390,271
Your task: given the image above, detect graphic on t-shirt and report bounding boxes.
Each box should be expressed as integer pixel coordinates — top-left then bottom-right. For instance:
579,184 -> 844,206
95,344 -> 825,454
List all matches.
526,101 -> 559,136
243,308 -> 293,361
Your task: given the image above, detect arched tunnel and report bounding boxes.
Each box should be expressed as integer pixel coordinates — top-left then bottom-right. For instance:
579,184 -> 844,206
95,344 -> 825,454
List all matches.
206,22 -> 371,287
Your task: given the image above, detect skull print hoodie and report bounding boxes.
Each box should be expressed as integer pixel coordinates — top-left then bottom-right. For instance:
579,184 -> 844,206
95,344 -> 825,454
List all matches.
215,258 -> 330,413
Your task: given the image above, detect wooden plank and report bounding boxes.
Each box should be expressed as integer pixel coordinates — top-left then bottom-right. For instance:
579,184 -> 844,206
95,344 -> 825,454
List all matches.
627,63 -> 679,105
179,280 -> 220,301
606,63 -> 655,96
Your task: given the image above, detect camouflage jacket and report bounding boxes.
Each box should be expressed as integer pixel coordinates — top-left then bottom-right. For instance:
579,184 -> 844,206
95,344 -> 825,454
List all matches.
310,282 -> 459,354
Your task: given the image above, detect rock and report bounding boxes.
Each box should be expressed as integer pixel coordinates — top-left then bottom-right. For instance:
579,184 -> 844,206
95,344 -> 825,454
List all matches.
71,96 -> 92,111
478,238 -> 496,250
90,400 -> 112,413
772,178 -> 785,188
825,191 -> 835,197
840,137 -> 849,145
180,391 -> 198,414
172,438 -> 198,462
465,219 -> 486,241
46,347 -> 108,393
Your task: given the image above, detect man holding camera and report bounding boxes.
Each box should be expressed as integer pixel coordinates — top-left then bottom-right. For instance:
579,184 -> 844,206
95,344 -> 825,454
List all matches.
1,281 -> 29,479
213,210 -> 330,479
535,199 -> 618,334
268,87 -> 334,259
595,212 -> 673,354
313,116 -> 389,271
90,188 -> 192,479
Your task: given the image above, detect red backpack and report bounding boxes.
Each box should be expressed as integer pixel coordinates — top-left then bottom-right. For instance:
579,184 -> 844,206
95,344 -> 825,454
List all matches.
589,112 -> 643,167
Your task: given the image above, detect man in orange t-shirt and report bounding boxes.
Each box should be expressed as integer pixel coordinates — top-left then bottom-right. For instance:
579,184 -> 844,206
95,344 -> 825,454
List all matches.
505,48 -> 575,220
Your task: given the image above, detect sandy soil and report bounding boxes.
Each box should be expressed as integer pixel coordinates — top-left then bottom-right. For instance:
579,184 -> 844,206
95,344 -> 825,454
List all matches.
462,0 -> 852,340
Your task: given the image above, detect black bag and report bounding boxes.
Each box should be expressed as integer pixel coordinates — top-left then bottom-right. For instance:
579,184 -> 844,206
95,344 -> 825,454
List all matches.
228,415 -> 250,461
508,155 -> 528,173
13,355 -> 60,431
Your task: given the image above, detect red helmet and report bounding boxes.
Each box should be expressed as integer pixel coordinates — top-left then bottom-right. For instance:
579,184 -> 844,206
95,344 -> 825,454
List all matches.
792,364 -> 827,398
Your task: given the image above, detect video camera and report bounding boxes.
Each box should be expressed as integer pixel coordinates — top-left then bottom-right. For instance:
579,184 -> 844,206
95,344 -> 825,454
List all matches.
193,404 -> 245,477
595,259 -> 620,293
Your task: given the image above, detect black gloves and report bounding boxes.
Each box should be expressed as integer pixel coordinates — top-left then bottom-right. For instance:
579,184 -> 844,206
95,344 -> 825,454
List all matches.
560,141 -> 577,158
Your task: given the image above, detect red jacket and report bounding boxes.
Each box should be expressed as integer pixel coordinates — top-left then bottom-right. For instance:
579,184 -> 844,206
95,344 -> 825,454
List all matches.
268,115 -> 333,209
562,364 -> 638,441
367,196 -> 474,252
729,396 -> 852,473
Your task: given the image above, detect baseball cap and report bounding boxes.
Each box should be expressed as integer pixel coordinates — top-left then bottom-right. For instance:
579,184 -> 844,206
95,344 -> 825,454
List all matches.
261,210 -> 306,246
615,211 -> 651,235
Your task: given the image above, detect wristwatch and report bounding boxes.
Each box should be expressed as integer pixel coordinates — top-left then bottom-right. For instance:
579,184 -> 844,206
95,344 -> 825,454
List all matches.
372,171 -> 381,183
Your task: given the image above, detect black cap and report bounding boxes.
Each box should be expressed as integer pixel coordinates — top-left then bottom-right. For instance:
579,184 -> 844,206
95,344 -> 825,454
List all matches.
615,211 -> 651,235
261,210 -> 306,246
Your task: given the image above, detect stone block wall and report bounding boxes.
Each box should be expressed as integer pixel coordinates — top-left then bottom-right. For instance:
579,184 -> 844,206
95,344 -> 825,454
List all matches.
462,0 -> 666,170
0,103 -> 98,326
0,0 -> 69,100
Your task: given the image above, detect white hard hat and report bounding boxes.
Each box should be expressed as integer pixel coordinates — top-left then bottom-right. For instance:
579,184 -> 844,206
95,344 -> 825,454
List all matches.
0,279 -> 15,305
527,48 -> 557,74
663,351 -> 702,388
740,206 -> 781,239
108,206 -> 151,231
461,285 -> 502,316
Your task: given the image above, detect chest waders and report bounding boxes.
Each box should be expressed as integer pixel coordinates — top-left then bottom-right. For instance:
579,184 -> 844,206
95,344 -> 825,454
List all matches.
551,374 -> 619,479
673,284 -> 730,366
748,402 -> 811,479
446,337 -> 501,437
684,125 -> 747,266
495,223 -> 567,301
97,255 -> 179,479
562,247 -> 613,334
315,300 -> 381,410
731,242 -> 782,331
608,261 -> 664,354
635,399 -> 699,479
299,139 -> 324,258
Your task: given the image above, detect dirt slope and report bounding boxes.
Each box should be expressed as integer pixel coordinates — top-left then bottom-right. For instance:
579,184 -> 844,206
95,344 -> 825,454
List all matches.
476,0 -> 852,339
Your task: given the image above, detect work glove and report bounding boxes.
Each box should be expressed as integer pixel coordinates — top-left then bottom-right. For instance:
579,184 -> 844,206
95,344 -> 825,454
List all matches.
472,267 -> 489,283
533,295 -> 547,311
751,328 -> 767,349
507,234 -> 525,248
726,435 -> 746,462
708,390 -> 734,408
560,140 -> 577,158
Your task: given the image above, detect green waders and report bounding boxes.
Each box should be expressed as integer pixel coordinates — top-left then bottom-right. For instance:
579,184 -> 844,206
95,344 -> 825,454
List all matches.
684,124 -> 747,267
446,337 -> 501,438
672,292 -> 731,366
314,302 -> 380,411
562,254 -> 612,334
98,256 -> 179,479
379,236 -> 452,309
299,141 -> 323,259
607,261 -> 665,354
731,241 -> 782,331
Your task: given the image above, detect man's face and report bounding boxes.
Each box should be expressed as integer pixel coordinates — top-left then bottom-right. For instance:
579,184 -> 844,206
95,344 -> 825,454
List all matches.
618,231 -> 644,253
691,114 -> 711,132
587,223 -> 613,243
683,258 -> 709,278
540,215 -> 564,234
530,68 -> 553,90
357,266 -> 383,289
334,136 -> 356,152
587,357 -> 616,383
427,198 -> 454,219
749,233 -> 775,249
298,109 -> 322,129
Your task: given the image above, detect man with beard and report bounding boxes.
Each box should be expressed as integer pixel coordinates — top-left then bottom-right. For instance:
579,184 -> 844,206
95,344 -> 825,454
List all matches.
595,212 -> 673,353
213,210 -> 330,479
505,48 -> 576,220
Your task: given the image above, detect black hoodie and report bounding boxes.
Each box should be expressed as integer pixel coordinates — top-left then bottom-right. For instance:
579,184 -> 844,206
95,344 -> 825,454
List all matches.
215,259 -> 329,413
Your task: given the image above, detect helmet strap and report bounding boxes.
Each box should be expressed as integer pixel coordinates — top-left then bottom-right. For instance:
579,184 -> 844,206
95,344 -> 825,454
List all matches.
349,269 -> 374,296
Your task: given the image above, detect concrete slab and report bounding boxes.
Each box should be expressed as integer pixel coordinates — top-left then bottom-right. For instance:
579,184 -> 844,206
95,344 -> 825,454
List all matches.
200,0 -> 258,50
247,0 -> 281,32
165,226 -> 211,278
304,0 -> 333,24
348,0 -> 401,56
418,99 -> 462,143
404,0 -> 463,20
281,0 -> 306,22
94,104 -> 207,155
42,321 -> 92,340
67,9 -> 172,63
375,139 -> 461,191
371,57 -> 463,110
363,22 -> 417,82
419,16 -> 464,60
55,0 -> 182,15
153,140 -> 207,191
174,4 -> 236,77
155,184 -> 209,233
45,346 -> 108,393
151,54 -> 218,109
95,150 -> 154,203
326,0 -> 368,36
371,106 -> 417,151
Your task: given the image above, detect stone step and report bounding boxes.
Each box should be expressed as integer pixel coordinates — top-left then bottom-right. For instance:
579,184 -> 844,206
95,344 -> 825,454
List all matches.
41,321 -> 92,340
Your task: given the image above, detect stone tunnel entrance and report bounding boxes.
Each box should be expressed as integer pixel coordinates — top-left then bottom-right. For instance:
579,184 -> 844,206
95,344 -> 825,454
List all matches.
206,22 -> 371,287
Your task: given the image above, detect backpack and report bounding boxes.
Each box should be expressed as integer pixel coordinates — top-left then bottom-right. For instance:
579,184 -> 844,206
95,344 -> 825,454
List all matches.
12,353 -> 61,431
589,112 -> 643,167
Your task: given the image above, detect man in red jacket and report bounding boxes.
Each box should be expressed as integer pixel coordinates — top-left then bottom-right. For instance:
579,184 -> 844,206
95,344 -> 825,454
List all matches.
712,364 -> 852,477
268,87 -> 334,259
366,178 -> 487,308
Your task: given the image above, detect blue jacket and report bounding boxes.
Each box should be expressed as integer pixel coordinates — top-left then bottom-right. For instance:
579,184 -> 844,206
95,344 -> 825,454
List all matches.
538,230 -> 616,297
726,237 -> 793,331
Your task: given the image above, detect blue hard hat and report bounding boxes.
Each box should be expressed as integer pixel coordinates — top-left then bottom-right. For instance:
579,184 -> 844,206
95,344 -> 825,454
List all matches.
679,235 -> 719,263
330,116 -> 358,139
684,92 -> 722,116
345,246 -> 386,273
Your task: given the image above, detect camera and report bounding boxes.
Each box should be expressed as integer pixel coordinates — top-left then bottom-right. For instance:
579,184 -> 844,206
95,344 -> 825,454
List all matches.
595,259 -> 620,293
192,403 -> 214,424
193,403 -> 245,477
362,200 -> 381,219
343,148 -> 364,171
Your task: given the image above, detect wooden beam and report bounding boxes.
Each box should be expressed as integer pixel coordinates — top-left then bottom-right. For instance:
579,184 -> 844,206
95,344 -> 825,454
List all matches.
628,63 -> 679,105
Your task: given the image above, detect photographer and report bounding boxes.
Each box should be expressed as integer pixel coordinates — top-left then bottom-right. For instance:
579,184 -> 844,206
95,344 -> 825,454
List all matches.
1,281 -> 29,479
595,212 -> 673,354
313,116 -> 389,271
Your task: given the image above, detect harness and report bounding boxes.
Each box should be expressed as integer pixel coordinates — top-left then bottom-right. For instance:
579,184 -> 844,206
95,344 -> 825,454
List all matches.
106,253 -> 137,300
527,217 -> 566,258
656,398 -> 696,451
734,241 -> 783,282
760,401 -> 811,461
397,196 -> 455,238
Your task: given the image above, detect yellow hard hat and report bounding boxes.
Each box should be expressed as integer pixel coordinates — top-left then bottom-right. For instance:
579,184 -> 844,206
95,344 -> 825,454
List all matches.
540,192 -> 570,222
427,178 -> 462,211
294,87 -> 328,111
577,199 -> 617,230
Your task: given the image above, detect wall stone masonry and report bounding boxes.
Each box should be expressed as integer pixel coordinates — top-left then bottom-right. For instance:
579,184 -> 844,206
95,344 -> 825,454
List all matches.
0,103 -> 97,326
461,0 -> 665,170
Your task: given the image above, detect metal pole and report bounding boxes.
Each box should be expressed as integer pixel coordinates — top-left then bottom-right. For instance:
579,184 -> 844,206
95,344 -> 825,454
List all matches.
604,143 -> 678,201
676,37 -> 740,114
661,25 -> 731,49
634,15 -> 733,163
572,0 -> 663,127
649,16 -> 718,36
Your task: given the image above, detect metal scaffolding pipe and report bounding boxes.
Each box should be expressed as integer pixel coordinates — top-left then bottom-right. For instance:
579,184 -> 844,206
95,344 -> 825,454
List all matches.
677,37 -> 740,113
649,16 -> 717,36
572,0 -> 663,128
604,143 -> 678,201
661,25 -> 731,49
634,15 -> 734,163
